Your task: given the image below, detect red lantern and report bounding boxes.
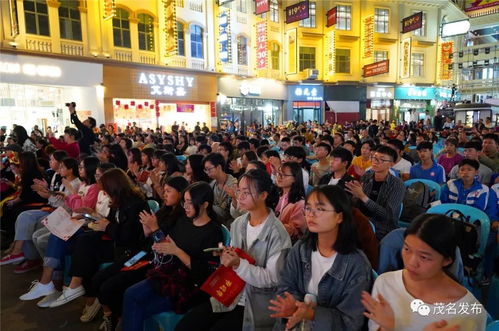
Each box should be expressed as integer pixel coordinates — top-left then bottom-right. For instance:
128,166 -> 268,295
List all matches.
155,100 -> 160,105
150,104 -> 154,109
144,101 -> 149,106
124,104 -> 129,110
115,100 -> 121,106
138,104 -> 143,109
131,101 -> 135,106
156,111 -> 160,117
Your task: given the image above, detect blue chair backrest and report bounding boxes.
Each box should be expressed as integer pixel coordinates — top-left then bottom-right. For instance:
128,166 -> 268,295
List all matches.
427,203 -> 490,256
147,200 -> 160,214
404,178 -> 442,201
176,155 -> 187,163
486,319 -> 498,330
221,224 -> 231,246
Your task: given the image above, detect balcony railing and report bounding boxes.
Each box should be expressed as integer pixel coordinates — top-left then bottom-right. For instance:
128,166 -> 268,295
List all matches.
221,63 -> 237,74
188,0 -> 203,12
114,49 -> 133,62
61,40 -> 84,56
167,55 -> 187,67
26,36 -> 52,53
188,58 -> 205,70
139,51 -> 156,64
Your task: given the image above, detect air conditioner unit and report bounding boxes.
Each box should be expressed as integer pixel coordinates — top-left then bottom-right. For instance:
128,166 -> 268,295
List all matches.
305,68 -> 319,80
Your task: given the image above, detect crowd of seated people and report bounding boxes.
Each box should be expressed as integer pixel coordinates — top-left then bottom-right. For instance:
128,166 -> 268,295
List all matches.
0,105 -> 497,331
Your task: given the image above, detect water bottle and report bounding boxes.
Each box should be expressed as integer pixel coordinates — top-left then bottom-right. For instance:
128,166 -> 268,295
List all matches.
299,294 -> 317,331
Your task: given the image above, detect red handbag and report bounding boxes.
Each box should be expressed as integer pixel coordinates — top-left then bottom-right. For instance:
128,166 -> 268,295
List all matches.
201,248 -> 255,307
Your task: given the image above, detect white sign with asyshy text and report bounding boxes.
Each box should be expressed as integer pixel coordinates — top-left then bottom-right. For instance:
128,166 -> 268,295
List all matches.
138,72 -> 195,97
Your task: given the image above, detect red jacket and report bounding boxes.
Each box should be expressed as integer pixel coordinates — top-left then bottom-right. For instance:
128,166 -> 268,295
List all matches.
49,137 -> 80,159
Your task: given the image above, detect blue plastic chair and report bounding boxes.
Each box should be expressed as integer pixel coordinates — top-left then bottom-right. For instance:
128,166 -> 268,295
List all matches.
426,204 -> 490,256
487,320 -> 499,331
404,178 -> 442,201
147,200 -> 160,214
221,224 -> 231,246
176,155 -> 187,163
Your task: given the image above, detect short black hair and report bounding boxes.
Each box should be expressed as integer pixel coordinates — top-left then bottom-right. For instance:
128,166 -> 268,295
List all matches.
237,141 -> 250,151
331,147 -> 353,168
248,138 -> 260,148
464,141 -> 482,151
219,141 -> 233,154
281,137 -> 291,143
202,152 -> 226,169
376,145 -> 398,162
387,139 -> 404,153
64,128 -> 80,140
195,136 -> 207,144
316,142 -> 332,155
88,117 -> 96,128
284,146 -> 306,161
198,144 -> 212,154
320,135 -> 334,145
416,141 -> 434,151
292,135 -> 305,144
264,149 -> 280,159
52,150 -> 69,162
483,133 -> 498,144
343,140 -> 357,150
458,159 -> 480,170
256,145 -> 269,158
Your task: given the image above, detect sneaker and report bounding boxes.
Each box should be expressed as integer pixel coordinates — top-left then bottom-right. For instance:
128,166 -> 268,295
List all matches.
99,315 -> 114,331
49,286 -> 85,308
19,281 -> 56,301
36,291 -> 62,308
80,299 -> 101,322
0,253 -> 25,265
14,260 -> 42,274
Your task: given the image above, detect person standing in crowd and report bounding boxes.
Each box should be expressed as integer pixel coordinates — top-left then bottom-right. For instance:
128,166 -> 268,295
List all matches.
434,109 -> 444,131
345,146 -> 405,240
68,104 -> 97,155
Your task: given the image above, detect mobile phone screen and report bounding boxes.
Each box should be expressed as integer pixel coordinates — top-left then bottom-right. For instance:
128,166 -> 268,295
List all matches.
124,251 -> 147,267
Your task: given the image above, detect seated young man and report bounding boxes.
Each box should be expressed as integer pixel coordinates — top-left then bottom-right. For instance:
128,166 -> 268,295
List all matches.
448,141 -> 493,185
441,159 -> 497,220
345,146 -> 405,240
409,141 -> 446,185
386,139 -> 411,181
318,147 -> 354,189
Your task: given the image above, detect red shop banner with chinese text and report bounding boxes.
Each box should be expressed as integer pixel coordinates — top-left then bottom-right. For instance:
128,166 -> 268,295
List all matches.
255,0 -> 270,15
363,60 -> 389,77
440,42 -> 453,80
256,21 -> 267,69
326,7 -> 337,27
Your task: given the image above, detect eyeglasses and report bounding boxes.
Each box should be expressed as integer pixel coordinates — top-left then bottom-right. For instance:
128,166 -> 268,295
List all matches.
276,170 -> 294,179
304,206 -> 337,217
370,156 -> 392,164
204,166 -> 216,174
181,200 -> 193,208
235,190 -> 253,199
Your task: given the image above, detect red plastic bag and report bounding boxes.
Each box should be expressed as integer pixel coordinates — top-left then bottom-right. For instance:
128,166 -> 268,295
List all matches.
201,248 -> 255,307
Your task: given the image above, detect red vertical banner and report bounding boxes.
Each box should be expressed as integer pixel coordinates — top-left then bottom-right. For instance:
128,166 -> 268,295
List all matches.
255,0 -> 270,15
210,102 -> 217,117
256,21 -> 267,69
440,42 -> 453,80
326,7 -> 337,27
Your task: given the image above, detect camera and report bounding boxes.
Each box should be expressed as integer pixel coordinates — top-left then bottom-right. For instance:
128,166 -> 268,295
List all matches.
65,102 -> 76,107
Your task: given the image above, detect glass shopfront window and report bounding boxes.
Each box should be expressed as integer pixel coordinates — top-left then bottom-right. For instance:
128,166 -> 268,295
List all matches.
292,101 -> 321,123
218,98 -> 282,129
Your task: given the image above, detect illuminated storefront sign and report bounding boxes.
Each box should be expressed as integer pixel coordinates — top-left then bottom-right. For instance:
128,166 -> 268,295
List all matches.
291,85 -> 323,101
326,30 -> 335,77
363,15 -> 374,59
401,38 -> 412,79
401,12 -> 422,34
255,21 -> 267,69
440,42 -> 453,81
0,61 -> 62,77
285,1 -> 309,24
240,82 -> 262,96
363,60 -> 389,77
103,0 -> 116,20
163,0 -> 177,57
368,87 -> 394,99
138,72 -> 194,96
218,9 -> 232,63
255,0 -> 270,15
395,87 -> 453,100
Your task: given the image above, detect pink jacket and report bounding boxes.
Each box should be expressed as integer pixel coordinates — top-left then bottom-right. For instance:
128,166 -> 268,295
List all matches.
275,194 -> 306,239
65,183 -> 99,210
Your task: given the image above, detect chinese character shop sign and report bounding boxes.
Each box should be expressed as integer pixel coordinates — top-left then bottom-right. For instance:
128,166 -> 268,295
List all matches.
285,1 -> 309,24
363,60 -> 389,77
363,15 -> 374,59
256,21 -> 267,69
326,7 -> 337,27
292,85 -> 323,101
401,37 -> 411,79
138,72 -> 194,97
255,0 -> 270,15
440,42 -> 453,80
401,12 -> 422,34
219,9 -> 232,63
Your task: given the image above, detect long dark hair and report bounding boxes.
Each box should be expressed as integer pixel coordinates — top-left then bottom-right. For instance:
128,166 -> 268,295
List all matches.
183,181 -> 218,223
99,168 -> 145,208
81,156 -> 99,185
405,214 -> 456,272
239,169 -> 279,210
13,126 -> 32,146
160,153 -> 183,176
109,144 -> 128,171
304,185 -> 357,254
19,152 -> 43,179
280,162 -> 305,204
187,154 -> 210,183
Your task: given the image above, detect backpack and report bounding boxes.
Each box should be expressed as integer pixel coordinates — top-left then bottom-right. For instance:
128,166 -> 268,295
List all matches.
400,182 -> 431,222
444,209 -> 481,277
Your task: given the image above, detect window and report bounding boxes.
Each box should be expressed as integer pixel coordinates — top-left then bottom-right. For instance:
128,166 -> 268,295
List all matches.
299,47 -> 316,71
412,11 -> 426,37
270,0 -> 279,22
138,14 -> 154,51
237,0 -> 247,13
237,36 -> 248,65
24,0 -> 49,36
412,53 -> 424,77
271,43 -> 279,70
335,49 -> 350,73
374,8 -> 389,33
113,8 -> 131,48
299,2 -> 316,28
374,50 -> 388,62
190,25 -> 203,59
59,0 -> 81,40
336,5 -> 351,31
177,22 -> 185,56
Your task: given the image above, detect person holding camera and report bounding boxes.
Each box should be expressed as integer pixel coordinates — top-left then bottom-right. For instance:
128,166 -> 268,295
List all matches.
67,102 -> 97,156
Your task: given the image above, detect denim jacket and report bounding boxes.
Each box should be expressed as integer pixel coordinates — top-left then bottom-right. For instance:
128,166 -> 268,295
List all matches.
274,240 -> 372,331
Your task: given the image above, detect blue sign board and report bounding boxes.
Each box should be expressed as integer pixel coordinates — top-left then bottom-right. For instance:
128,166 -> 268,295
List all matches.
395,87 -> 454,101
